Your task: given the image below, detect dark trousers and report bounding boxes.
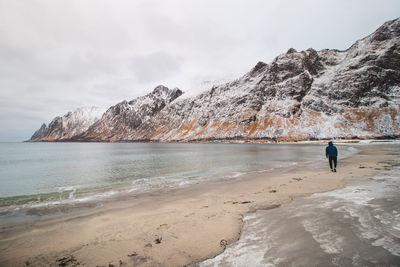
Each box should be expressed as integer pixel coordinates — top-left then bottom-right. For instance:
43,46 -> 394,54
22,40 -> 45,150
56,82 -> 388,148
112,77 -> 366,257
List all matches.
328,156 -> 337,170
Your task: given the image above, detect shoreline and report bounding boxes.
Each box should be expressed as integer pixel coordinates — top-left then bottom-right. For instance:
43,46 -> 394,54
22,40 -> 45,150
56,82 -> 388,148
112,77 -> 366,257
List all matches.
24,137 -> 400,144
0,142 -> 354,220
0,144 -> 397,266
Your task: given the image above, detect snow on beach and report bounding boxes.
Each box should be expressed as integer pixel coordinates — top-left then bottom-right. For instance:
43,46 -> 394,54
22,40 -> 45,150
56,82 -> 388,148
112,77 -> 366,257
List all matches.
202,144 -> 400,266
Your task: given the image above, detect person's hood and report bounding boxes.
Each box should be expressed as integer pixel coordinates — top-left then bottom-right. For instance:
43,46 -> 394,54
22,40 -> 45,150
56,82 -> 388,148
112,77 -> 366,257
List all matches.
328,141 -> 333,146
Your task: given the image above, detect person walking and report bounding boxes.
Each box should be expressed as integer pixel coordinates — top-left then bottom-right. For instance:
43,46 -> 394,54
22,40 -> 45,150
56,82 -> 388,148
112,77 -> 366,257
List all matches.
326,141 -> 338,172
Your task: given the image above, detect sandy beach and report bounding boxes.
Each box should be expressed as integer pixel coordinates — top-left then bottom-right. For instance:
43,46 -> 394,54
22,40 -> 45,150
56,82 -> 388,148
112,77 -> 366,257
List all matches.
0,144 -> 397,266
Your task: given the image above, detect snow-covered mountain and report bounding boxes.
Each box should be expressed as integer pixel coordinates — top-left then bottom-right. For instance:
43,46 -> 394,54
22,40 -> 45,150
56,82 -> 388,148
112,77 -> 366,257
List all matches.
73,85 -> 183,142
29,107 -> 106,141
30,18 -> 400,142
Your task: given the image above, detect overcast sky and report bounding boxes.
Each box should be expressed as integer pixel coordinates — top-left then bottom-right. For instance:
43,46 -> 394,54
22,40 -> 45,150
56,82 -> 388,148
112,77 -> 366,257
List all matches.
0,0 -> 399,141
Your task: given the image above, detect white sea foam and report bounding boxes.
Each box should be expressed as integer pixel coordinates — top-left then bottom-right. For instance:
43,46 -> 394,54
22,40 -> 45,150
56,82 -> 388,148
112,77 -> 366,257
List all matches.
372,236 -> 400,256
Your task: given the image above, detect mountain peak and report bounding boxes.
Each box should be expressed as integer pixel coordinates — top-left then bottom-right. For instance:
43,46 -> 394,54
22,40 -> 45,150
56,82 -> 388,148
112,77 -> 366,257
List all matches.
29,123 -> 48,141
147,85 -> 183,103
371,17 -> 400,42
249,61 -> 268,76
152,85 -> 170,95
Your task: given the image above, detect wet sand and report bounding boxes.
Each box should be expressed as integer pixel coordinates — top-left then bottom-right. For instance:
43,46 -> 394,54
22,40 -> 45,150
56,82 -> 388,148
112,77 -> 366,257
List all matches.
0,145 -> 395,266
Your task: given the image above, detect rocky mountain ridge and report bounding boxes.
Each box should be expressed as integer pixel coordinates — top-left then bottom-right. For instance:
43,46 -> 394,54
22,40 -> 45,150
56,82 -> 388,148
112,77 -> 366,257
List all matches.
30,18 -> 400,142
76,85 -> 183,142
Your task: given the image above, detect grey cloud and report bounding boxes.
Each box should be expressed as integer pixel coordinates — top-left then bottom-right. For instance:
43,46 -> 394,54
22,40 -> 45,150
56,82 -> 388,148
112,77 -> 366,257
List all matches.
130,51 -> 183,83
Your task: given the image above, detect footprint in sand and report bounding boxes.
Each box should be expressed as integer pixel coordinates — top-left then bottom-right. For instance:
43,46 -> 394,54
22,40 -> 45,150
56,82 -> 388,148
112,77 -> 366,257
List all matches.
157,224 -> 169,230
128,252 -> 138,257
154,236 -> 162,244
128,254 -> 150,265
184,212 -> 195,217
292,177 -> 302,181
269,190 -> 277,193
201,205 -> 209,209
206,214 -> 217,219
231,201 -> 252,204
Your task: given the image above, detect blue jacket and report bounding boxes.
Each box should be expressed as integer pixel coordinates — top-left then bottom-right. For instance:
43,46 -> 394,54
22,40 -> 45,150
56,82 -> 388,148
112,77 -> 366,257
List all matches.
326,142 -> 338,157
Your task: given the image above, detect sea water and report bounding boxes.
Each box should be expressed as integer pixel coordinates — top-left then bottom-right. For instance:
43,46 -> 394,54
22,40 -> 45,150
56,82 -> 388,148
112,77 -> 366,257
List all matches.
201,143 -> 400,266
0,142 -> 355,221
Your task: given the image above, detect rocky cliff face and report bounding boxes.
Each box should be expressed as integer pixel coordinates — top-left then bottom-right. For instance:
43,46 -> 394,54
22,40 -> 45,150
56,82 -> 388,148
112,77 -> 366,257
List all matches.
31,18 -> 400,142
73,85 -> 183,141
30,107 -> 106,141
